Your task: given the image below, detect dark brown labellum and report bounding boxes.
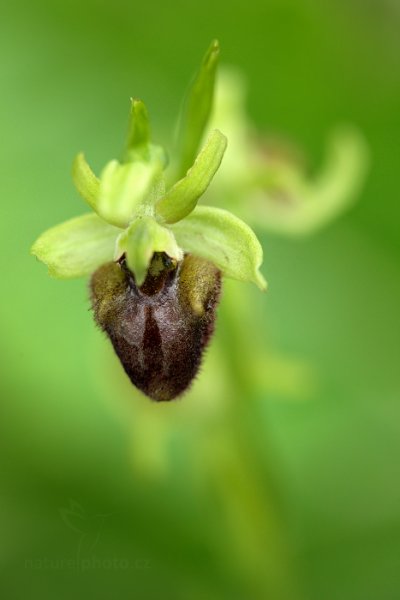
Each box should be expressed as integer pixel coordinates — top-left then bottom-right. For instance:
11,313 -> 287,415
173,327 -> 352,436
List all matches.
90,253 -> 221,401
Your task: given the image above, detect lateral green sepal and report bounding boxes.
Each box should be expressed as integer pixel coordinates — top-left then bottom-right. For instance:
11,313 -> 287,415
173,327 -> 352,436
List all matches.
170,206 -> 267,290
31,213 -> 121,279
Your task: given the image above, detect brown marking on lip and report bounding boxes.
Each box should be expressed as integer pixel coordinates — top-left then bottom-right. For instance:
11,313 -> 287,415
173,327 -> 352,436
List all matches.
90,252 -> 221,401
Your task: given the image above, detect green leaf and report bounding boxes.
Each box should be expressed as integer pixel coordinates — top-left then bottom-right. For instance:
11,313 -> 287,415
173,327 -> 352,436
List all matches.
170,206 -> 267,290
72,153 -> 100,212
98,159 -> 163,228
156,129 -> 227,224
123,98 -> 150,162
116,216 -> 183,286
31,213 -> 121,279
176,40 -> 220,179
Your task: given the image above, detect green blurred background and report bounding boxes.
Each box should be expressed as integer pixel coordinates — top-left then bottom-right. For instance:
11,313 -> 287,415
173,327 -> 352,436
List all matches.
1,0 -> 400,598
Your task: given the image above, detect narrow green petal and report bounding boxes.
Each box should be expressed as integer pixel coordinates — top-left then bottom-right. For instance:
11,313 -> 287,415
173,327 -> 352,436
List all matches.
170,206 -> 267,290
31,213 -> 121,279
156,129 -> 227,224
176,40 -> 220,179
116,217 -> 183,286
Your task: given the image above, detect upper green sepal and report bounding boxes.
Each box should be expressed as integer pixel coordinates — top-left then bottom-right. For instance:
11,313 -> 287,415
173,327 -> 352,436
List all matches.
122,98 -> 168,168
124,98 -> 150,160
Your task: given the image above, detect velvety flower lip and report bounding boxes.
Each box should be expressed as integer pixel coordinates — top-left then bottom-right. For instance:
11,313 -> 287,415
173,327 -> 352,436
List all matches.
90,253 -> 221,401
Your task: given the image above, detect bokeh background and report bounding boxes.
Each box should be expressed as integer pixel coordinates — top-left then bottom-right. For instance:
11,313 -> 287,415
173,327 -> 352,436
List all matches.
1,0 -> 400,598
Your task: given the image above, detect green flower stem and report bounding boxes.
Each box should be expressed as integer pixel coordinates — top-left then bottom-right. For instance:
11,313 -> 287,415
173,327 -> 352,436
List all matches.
210,290 -> 299,599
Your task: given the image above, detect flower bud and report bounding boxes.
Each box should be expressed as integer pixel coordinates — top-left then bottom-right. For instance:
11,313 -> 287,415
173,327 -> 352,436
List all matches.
90,253 -> 221,401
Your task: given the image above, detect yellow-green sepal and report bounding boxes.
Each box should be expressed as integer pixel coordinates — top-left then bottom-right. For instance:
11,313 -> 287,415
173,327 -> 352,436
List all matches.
31,213 -> 121,278
170,206 -> 267,290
